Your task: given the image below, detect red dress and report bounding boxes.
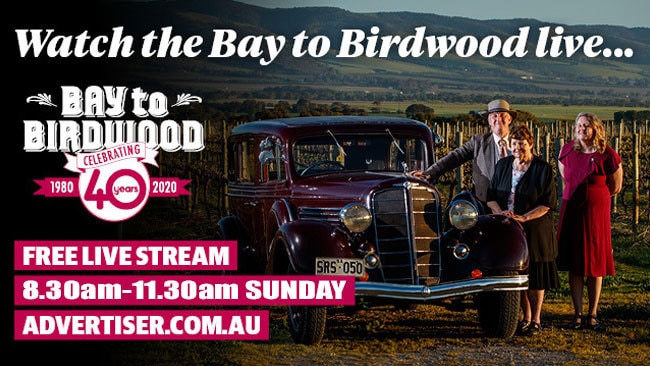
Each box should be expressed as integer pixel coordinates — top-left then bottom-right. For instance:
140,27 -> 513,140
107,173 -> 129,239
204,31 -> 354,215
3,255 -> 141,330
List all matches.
556,143 -> 621,277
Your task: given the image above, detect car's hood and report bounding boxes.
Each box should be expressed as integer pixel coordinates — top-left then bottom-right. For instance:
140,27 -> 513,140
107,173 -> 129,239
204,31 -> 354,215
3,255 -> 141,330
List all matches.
291,171 -> 424,201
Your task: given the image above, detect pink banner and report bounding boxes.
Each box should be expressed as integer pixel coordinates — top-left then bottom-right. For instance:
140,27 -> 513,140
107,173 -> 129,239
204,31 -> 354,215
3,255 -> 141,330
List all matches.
15,309 -> 269,340
64,143 -> 157,172
33,177 -> 190,197
149,177 -> 191,197
14,240 -> 237,271
14,275 -> 356,306
33,177 -> 79,197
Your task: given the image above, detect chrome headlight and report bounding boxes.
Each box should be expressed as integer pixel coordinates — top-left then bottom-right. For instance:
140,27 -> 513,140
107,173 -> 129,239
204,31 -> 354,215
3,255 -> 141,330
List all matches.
448,200 -> 478,230
339,203 -> 372,233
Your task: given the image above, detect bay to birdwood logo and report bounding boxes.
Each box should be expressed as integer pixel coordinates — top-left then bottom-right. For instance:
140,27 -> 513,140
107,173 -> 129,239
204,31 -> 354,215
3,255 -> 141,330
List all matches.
26,86 -> 203,222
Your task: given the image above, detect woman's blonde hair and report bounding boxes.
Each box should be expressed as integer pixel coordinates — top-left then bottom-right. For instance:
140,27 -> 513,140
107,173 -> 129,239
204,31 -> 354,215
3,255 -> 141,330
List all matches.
573,112 -> 606,153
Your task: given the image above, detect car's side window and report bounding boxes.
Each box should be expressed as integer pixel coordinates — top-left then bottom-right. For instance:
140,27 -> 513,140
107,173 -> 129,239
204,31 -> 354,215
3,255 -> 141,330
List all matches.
228,138 -> 257,183
403,139 -> 428,172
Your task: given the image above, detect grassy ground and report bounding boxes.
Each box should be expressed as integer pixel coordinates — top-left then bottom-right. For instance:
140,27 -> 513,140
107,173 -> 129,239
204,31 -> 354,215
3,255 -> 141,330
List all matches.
108,201 -> 649,366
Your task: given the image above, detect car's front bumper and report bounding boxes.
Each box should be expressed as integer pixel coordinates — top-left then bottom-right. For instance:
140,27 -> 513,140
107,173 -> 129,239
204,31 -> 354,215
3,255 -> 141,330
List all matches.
355,275 -> 528,301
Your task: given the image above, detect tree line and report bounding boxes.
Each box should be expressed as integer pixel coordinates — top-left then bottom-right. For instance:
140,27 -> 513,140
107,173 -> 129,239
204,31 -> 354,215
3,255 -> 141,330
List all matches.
171,98 -> 649,125
195,85 -> 648,108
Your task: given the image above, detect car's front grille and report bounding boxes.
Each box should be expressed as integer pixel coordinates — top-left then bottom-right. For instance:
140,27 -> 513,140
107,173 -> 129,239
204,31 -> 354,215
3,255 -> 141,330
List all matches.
372,185 -> 441,285
298,207 -> 340,224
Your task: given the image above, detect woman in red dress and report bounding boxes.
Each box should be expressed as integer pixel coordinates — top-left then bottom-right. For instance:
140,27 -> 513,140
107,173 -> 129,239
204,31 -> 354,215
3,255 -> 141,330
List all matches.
557,112 -> 623,331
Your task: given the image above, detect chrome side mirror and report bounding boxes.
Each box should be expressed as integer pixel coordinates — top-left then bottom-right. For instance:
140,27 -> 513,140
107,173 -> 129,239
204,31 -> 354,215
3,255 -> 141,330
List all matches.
434,133 -> 444,147
259,150 -> 275,165
259,136 -> 274,150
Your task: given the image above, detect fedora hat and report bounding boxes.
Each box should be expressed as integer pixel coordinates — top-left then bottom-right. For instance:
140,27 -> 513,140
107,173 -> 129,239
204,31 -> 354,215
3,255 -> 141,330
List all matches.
480,99 -> 517,118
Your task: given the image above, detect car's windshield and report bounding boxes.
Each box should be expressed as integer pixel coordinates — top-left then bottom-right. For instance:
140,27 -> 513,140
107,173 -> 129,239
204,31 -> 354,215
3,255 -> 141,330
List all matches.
292,132 -> 428,176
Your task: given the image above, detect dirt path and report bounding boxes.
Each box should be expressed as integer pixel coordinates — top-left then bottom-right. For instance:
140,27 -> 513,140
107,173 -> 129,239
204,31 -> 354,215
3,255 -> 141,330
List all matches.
262,302 -> 644,366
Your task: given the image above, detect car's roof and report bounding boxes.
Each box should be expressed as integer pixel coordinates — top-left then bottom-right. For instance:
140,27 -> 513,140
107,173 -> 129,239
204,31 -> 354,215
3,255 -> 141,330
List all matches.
231,116 -> 430,136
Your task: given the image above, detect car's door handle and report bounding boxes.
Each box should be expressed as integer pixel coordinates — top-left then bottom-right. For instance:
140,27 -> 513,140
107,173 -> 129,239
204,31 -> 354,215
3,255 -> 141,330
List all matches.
244,202 -> 258,207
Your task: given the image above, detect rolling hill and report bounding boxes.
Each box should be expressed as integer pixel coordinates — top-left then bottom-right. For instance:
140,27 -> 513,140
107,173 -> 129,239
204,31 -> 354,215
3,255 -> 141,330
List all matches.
48,0 -> 650,105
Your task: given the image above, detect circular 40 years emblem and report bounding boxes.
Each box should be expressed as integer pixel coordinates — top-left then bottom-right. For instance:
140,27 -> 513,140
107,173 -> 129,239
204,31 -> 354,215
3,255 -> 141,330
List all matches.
64,143 -> 159,222
78,157 -> 150,222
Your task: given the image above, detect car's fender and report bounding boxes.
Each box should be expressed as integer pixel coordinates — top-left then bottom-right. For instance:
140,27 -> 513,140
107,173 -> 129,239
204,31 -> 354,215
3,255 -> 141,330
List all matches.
217,215 -> 258,273
267,220 -> 354,274
441,215 -> 528,279
473,215 -> 529,271
267,199 -> 298,238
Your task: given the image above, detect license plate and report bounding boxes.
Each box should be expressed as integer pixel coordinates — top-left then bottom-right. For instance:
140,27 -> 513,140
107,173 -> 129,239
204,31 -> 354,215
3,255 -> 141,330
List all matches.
315,257 -> 365,276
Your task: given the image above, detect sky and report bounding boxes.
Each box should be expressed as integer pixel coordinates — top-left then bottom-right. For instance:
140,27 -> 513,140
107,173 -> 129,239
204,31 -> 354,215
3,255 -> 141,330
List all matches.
236,0 -> 649,28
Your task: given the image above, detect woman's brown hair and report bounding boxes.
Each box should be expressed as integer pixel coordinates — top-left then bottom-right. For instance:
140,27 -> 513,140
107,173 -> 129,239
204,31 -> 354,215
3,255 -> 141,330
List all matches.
510,124 -> 534,146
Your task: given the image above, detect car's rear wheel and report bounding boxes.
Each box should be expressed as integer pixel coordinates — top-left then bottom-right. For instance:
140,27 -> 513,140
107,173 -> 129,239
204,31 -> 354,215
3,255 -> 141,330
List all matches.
476,290 -> 520,338
286,264 -> 327,345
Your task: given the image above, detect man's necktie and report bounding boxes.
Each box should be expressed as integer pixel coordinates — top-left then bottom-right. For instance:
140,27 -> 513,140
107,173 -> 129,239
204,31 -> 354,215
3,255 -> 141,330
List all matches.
498,139 -> 508,159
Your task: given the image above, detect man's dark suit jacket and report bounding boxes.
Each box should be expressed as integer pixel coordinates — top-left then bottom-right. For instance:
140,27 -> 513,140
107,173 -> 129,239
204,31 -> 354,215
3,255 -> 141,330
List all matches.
424,132 -> 501,203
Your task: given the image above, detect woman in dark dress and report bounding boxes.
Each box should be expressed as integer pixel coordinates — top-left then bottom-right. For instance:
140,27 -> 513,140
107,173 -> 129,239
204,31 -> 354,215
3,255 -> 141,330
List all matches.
557,112 -> 623,330
487,124 -> 559,336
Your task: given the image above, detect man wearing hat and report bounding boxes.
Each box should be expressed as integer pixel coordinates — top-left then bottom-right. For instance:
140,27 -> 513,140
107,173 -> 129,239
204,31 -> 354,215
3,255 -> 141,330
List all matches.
412,99 -> 516,207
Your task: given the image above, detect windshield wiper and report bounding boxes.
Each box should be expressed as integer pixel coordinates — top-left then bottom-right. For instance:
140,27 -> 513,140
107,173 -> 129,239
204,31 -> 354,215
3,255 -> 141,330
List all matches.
327,130 -> 347,157
386,128 -> 405,155
386,128 -> 408,173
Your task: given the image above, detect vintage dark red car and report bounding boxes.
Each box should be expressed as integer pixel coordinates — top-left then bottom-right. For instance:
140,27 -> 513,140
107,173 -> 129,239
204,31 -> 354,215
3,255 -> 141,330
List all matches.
218,116 -> 528,344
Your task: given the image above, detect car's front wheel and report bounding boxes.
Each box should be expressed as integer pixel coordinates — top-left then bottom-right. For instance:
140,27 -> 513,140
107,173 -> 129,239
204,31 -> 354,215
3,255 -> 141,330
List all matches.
286,264 -> 327,345
287,304 -> 327,345
476,290 -> 519,338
